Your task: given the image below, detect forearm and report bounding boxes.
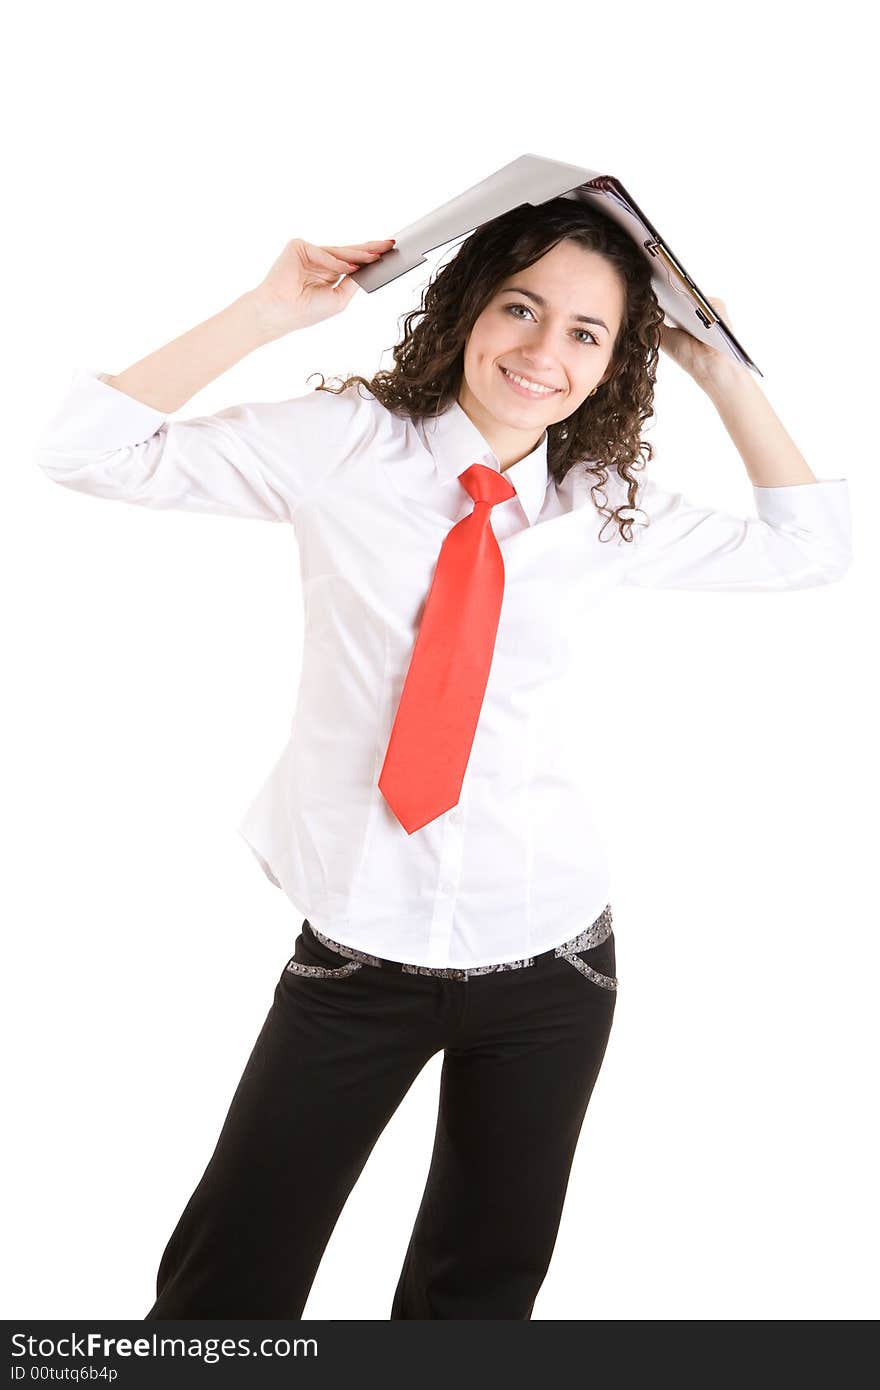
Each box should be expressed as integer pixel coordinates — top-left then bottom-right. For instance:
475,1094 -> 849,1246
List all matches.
700,366 -> 817,487
101,289 -> 285,414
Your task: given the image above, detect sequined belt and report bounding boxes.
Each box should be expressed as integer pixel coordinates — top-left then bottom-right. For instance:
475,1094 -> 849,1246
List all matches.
293,903 -> 615,983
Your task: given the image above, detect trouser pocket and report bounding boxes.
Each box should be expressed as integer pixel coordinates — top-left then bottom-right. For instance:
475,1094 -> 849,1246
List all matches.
557,931 -> 617,991
283,919 -> 364,979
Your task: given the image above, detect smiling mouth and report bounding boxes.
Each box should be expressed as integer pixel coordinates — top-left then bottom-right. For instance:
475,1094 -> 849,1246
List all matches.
499,365 -> 561,395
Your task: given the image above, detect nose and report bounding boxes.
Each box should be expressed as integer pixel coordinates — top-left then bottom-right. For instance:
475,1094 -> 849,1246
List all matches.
518,327 -> 559,369
518,349 -> 561,384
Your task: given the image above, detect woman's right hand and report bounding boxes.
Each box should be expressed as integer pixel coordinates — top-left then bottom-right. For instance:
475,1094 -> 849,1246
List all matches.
251,236 -> 395,338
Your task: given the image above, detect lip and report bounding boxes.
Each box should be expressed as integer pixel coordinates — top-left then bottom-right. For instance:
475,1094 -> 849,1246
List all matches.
498,364 -> 561,398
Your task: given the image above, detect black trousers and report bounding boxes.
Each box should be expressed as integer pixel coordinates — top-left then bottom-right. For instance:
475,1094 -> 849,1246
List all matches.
144,909 -> 618,1320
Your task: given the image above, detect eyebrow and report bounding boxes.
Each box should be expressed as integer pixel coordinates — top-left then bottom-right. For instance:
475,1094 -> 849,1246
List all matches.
500,286 -> 609,333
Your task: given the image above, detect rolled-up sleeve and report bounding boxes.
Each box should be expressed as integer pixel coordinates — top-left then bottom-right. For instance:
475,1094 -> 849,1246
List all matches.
33,368 -> 365,523
622,475 -> 853,591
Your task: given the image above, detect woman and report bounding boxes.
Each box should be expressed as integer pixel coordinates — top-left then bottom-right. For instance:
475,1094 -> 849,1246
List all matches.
35,198 -> 851,1319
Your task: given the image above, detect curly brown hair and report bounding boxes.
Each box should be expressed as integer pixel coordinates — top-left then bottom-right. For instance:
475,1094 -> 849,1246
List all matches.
308,196 -> 665,543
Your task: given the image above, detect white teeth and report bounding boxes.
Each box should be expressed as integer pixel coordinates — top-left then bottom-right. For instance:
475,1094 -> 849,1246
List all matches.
501,367 -> 557,395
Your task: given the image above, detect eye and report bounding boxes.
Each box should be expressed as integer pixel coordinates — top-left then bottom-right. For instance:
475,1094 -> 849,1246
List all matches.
503,302 -> 599,346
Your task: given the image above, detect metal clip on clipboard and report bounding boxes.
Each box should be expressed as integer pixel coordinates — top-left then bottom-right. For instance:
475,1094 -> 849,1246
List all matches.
349,153 -> 761,378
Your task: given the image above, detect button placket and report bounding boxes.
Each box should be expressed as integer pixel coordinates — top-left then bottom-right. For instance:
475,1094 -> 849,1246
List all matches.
441,803 -> 466,895
424,802 -> 467,965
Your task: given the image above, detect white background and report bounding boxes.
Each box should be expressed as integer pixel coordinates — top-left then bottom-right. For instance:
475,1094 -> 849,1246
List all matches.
4,0 -> 877,1322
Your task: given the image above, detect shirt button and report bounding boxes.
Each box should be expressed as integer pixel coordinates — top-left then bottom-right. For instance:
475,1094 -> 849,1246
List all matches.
440,880 -> 455,896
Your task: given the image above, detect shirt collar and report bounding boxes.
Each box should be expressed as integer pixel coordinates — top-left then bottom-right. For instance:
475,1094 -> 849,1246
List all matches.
418,398 -> 550,528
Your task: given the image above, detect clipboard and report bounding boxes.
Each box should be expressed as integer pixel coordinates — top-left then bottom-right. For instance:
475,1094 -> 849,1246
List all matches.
350,153 -> 762,378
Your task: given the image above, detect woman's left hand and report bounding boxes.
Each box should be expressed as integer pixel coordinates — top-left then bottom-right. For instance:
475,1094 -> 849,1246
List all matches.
659,295 -> 745,387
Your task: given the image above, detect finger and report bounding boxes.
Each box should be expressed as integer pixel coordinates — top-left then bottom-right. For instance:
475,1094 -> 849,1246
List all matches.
306,245 -> 361,273
323,243 -> 393,262
333,274 -> 361,303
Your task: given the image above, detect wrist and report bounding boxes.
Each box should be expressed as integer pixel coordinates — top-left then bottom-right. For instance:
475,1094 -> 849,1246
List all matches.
696,360 -> 758,403
242,286 -> 300,346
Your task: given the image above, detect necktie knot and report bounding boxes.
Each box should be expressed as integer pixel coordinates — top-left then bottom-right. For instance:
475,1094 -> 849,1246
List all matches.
458,462 -> 517,508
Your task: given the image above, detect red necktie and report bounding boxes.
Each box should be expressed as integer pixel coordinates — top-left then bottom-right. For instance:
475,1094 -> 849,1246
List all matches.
378,462 -> 517,834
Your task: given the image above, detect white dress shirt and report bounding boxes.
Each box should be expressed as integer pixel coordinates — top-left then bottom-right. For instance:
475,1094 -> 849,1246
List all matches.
35,368 -> 853,967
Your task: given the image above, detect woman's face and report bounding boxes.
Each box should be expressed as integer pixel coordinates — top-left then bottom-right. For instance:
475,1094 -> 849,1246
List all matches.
459,239 -> 625,464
